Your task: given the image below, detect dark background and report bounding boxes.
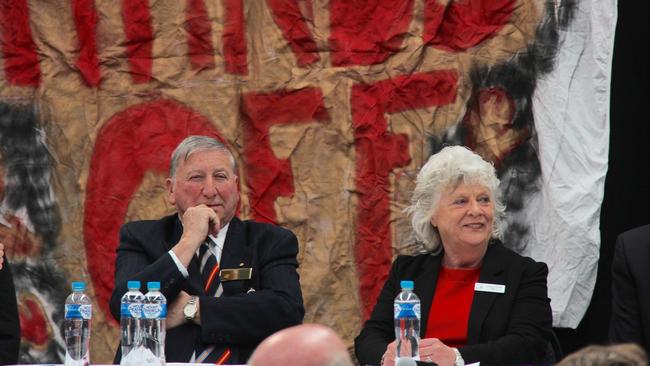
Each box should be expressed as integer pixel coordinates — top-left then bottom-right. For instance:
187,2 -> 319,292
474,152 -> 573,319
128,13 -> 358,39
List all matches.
555,0 -> 650,354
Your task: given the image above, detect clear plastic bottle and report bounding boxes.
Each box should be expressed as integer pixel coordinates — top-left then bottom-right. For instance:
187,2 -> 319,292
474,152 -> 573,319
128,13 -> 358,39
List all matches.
64,281 -> 92,366
120,280 -> 144,362
142,281 -> 166,365
394,280 -> 420,364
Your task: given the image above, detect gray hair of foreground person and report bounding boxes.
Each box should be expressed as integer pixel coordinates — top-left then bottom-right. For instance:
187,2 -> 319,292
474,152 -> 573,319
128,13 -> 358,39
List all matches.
556,343 -> 648,366
405,145 -> 506,254
248,324 -> 354,366
169,135 -> 237,177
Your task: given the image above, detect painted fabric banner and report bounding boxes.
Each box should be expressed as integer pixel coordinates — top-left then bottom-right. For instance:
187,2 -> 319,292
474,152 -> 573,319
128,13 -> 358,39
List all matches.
0,0 -> 616,363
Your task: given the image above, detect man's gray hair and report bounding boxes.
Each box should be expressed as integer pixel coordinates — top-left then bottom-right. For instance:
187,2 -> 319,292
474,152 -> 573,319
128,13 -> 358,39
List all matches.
405,145 -> 506,254
169,135 -> 237,177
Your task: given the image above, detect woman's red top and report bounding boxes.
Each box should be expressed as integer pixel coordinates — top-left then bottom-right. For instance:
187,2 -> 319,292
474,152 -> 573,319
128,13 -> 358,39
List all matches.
424,266 -> 481,347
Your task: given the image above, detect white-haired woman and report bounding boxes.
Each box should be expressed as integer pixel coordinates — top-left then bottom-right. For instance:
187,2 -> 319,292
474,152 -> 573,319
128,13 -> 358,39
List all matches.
355,146 -> 552,366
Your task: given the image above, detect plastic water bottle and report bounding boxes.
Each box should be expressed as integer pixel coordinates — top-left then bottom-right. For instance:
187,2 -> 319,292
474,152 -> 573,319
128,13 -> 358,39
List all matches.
394,280 -> 420,365
142,281 -> 166,365
120,280 -> 144,361
64,281 -> 92,366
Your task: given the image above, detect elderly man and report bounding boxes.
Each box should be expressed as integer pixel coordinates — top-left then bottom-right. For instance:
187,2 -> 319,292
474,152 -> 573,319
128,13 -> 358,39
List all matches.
248,324 -> 353,366
109,135 -> 304,364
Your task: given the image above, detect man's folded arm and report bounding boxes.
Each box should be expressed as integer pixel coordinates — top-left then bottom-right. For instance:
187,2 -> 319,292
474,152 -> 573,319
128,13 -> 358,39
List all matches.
198,232 -> 304,345
109,223 -> 185,321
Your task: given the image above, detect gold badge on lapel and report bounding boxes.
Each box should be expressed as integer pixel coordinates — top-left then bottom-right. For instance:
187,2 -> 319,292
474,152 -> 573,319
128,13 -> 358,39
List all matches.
220,268 -> 253,281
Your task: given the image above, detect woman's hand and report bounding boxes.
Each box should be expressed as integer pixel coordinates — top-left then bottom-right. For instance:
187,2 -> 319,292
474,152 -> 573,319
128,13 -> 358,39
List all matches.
381,341 -> 397,365
419,338 -> 456,366
383,338 -> 456,366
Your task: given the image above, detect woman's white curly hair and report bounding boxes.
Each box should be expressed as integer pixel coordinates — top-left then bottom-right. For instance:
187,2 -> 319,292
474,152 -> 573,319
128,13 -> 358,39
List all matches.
405,145 -> 506,254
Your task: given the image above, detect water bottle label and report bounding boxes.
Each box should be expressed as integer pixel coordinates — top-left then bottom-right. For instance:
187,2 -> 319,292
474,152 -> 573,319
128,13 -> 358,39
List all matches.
79,304 -> 92,319
394,303 -> 421,319
120,303 -> 142,318
130,303 -> 142,318
65,304 -> 82,319
142,303 -> 167,318
67,304 -> 92,319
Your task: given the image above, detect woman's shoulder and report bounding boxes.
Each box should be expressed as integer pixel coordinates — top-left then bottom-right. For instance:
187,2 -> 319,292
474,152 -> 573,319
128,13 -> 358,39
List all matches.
395,251 -> 437,260
392,252 -> 439,270
487,241 -> 548,272
387,253 -> 440,283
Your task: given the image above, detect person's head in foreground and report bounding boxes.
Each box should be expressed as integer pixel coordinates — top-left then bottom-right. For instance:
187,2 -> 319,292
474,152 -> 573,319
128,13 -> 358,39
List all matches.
556,343 -> 648,366
248,324 -> 353,366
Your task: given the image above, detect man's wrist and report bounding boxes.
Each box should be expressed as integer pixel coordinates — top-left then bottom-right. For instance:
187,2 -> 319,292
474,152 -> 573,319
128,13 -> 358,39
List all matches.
452,348 -> 465,366
168,250 -> 189,278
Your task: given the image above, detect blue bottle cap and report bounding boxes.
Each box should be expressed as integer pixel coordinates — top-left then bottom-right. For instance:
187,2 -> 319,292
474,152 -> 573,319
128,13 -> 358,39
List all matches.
71,281 -> 86,291
127,281 -> 141,290
147,281 -> 161,290
400,280 -> 414,290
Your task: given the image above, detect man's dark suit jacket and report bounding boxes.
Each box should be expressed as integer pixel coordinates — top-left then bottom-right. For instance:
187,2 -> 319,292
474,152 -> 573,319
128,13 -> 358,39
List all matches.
609,224 -> 650,353
109,214 -> 304,364
355,242 -> 552,366
0,256 -> 20,365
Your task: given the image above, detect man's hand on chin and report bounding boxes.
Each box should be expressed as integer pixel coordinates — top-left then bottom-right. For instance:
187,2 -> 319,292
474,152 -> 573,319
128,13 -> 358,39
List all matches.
173,204 -> 221,267
166,290 -> 198,329
182,204 -> 221,242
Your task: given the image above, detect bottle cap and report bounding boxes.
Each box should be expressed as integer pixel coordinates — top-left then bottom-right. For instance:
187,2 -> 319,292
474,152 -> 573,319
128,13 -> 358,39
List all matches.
147,281 -> 161,290
71,281 -> 86,291
400,280 -> 414,290
127,280 -> 141,290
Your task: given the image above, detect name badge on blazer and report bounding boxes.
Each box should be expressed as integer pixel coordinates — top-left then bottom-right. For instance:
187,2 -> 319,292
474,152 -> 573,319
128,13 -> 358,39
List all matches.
475,282 -> 506,294
220,268 -> 253,281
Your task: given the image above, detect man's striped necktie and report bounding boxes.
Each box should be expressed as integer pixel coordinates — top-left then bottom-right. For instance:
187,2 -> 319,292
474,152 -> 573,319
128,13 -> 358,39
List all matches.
199,240 -> 221,297
194,239 -> 230,364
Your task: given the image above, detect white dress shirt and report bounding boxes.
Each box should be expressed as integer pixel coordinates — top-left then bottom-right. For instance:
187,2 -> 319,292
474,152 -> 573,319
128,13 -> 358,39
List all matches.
168,222 -> 230,278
